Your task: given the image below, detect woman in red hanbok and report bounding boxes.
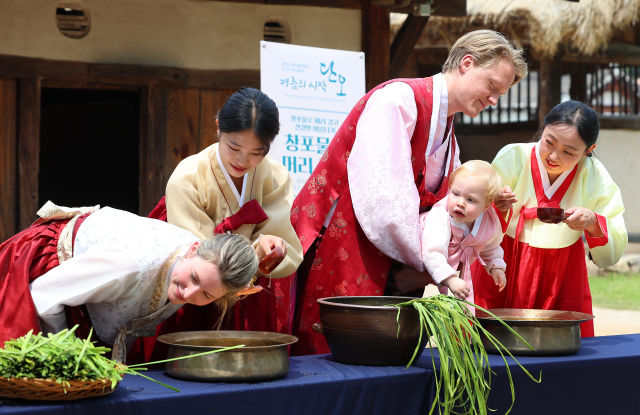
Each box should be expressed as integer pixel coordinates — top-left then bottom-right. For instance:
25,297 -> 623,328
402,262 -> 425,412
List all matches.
472,101 -> 628,337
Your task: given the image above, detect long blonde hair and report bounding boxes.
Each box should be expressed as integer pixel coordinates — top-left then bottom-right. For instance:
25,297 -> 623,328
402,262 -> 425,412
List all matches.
196,233 -> 258,326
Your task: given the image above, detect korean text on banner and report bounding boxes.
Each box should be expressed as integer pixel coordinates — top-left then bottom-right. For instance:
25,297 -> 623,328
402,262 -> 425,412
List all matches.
260,41 -> 365,196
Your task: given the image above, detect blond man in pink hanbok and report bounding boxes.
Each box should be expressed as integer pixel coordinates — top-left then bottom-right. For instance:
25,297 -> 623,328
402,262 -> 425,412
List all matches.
289,30 -> 528,355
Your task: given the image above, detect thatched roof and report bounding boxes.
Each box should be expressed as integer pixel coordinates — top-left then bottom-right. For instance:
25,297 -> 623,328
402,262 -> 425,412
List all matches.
398,0 -> 640,59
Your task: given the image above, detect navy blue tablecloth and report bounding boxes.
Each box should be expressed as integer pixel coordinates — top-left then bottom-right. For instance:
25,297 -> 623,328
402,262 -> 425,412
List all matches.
1,334 -> 639,415
415,333 -> 640,415
0,353 -> 433,415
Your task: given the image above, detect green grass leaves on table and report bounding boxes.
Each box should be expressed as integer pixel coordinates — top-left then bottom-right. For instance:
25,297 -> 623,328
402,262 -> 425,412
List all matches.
393,295 -> 541,415
0,325 -> 246,393
0,326 -> 124,390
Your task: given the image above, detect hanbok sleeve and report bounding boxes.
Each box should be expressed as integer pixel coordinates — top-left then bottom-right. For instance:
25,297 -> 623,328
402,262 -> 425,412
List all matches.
251,158 -> 304,279
348,82 -> 425,271
479,221 -> 506,273
583,160 -> 628,268
166,182 -> 214,241
30,244 -> 139,335
421,208 -> 457,284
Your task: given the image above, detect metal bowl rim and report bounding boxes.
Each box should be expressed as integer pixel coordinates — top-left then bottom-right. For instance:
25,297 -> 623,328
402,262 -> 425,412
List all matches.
157,330 -> 298,350
476,308 -> 595,324
316,296 -> 417,311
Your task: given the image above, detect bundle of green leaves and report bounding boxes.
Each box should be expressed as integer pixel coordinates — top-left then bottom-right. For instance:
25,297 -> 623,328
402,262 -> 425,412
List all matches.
0,326 -> 124,389
1,325 -> 246,392
393,295 -> 542,415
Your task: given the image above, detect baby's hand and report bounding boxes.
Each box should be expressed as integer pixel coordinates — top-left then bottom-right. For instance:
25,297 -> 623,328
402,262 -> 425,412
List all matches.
442,276 -> 471,300
490,268 -> 506,292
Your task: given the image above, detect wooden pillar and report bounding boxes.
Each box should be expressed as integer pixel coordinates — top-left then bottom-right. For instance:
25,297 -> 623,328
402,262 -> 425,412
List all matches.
18,78 -> 41,230
139,85 -> 201,216
0,78 -> 17,242
569,63 -> 587,102
389,14 -> 430,79
198,89 -> 234,151
538,54 -> 563,125
140,84 -> 167,216
362,0 -> 390,92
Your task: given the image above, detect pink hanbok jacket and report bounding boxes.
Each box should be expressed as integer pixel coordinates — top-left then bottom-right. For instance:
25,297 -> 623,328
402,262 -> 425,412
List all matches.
419,195 -> 506,305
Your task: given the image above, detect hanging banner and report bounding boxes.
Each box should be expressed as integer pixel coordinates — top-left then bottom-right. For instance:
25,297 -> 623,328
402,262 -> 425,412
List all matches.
260,41 -> 365,196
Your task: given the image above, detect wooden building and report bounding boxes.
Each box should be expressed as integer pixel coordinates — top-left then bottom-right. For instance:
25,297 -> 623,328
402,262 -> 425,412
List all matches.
392,0 -> 640,237
0,0 -> 468,242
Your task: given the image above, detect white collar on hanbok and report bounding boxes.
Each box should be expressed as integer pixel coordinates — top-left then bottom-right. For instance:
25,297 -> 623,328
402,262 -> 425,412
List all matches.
425,73 -> 450,159
535,141 -> 572,199
216,148 -> 248,207
450,211 -> 483,238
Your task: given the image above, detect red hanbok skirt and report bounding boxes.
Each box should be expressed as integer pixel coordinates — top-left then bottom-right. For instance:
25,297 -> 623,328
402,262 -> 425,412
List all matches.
0,215 -> 98,348
472,235 -> 594,338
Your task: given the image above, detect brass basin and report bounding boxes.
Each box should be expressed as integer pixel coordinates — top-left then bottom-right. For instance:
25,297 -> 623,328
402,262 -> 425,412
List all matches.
157,331 -> 298,382
315,296 -> 427,366
476,309 -> 595,356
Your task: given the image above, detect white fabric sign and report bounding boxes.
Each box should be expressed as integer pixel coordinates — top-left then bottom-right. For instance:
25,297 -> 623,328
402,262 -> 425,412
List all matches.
260,41 -> 365,196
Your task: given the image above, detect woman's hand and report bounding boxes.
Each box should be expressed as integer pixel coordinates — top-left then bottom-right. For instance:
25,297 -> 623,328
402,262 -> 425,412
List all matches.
494,186 -> 517,212
563,207 -> 603,237
255,235 -> 288,260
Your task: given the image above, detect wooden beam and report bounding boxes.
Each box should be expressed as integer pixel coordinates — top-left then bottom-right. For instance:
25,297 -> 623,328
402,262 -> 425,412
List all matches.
390,14 -> 430,79
0,78 -> 17,242
18,78 -> 41,230
388,0 -> 466,16
538,54 -> 563,125
563,43 -> 640,66
599,115 -> 640,130
0,54 -> 260,90
362,0 -> 390,91
211,0 -> 361,8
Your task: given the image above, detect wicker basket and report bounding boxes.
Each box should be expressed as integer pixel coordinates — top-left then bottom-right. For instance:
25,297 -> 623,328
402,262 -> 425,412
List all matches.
0,376 -> 119,401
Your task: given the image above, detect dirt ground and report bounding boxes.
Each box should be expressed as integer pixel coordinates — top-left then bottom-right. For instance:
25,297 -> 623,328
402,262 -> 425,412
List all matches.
424,242 -> 640,337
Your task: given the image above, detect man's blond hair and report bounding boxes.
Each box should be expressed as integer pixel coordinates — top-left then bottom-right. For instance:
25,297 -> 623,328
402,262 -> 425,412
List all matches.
449,160 -> 503,207
443,30 -> 528,86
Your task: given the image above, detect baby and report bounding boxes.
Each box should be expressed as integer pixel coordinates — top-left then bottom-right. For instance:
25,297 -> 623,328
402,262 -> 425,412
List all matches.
420,160 -> 507,304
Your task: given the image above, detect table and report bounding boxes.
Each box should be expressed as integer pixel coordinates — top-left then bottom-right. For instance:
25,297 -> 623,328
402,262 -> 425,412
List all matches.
1,334 -> 639,415
414,333 -> 640,415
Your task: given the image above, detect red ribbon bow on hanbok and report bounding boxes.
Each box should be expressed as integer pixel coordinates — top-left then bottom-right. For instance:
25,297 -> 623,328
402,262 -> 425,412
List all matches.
214,199 -> 268,234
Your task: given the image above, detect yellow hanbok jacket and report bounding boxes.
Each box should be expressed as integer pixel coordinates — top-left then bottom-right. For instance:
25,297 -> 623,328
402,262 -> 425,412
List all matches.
165,143 -> 303,278
493,142 -> 628,268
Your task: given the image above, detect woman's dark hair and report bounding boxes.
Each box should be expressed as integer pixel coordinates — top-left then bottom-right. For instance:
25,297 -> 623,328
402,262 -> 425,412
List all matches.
217,87 -> 280,155
535,100 -> 600,157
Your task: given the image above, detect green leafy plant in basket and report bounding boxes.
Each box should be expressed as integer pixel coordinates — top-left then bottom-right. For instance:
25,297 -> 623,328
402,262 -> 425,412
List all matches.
391,295 -> 541,415
0,325 -> 244,394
